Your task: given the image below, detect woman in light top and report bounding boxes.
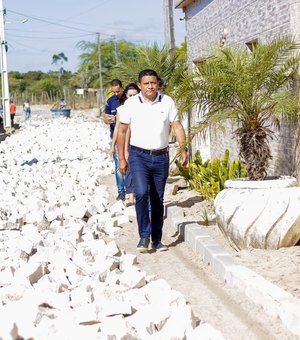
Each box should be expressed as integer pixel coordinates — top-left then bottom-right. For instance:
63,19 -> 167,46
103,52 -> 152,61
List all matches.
110,83 -> 140,206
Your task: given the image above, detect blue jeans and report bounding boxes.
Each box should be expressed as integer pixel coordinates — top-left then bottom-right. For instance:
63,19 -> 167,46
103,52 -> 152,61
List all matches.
113,144 -> 125,195
129,148 -> 169,242
125,165 -> 134,194
24,108 -> 31,121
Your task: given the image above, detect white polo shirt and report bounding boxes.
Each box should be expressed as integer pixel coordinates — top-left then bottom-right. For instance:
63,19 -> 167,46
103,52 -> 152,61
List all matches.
118,92 -> 178,150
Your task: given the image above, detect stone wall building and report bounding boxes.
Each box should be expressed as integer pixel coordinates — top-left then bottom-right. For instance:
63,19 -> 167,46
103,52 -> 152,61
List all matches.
175,0 -> 300,176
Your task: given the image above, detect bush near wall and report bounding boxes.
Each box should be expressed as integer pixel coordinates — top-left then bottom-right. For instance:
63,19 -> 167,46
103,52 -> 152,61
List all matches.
176,149 -> 247,200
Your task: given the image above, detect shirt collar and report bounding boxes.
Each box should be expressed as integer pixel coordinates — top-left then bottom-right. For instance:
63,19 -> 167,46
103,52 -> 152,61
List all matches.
138,92 -> 162,104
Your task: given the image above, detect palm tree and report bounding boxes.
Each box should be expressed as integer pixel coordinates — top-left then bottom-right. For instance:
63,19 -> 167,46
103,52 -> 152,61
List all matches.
175,37 -> 300,180
115,42 -> 188,97
52,52 -> 68,83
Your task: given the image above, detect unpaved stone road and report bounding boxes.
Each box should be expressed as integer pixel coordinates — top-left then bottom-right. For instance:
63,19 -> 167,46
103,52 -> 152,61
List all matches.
7,107 -> 298,339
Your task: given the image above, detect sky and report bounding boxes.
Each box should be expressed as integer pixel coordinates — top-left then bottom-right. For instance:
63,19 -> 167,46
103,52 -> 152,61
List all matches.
4,0 -> 186,73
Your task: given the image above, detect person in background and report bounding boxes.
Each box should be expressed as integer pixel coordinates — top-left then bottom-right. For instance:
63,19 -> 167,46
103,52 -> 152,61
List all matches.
111,83 -> 140,206
158,77 -> 165,92
103,79 -> 126,201
9,99 -> 16,127
23,99 -> 31,122
60,98 -> 67,108
117,69 -> 188,253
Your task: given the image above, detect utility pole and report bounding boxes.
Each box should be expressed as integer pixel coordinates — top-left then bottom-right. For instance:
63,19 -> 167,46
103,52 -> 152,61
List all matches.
0,0 -> 10,129
112,35 -> 119,64
163,0 -> 176,56
97,32 -> 104,114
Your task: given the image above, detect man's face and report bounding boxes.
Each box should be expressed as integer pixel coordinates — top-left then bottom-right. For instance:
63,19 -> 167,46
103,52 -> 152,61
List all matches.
112,85 -> 123,98
138,76 -> 158,101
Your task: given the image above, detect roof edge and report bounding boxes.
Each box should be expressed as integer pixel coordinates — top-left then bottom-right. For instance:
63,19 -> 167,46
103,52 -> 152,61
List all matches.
175,0 -> 194,9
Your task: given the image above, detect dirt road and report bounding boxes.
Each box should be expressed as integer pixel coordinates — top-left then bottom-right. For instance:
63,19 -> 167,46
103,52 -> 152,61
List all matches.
102,174 -> 298,340
8,107 -> 295,339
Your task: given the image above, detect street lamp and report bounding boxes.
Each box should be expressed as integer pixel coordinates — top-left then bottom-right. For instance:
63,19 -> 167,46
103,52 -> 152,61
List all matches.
6,18 -> 28,24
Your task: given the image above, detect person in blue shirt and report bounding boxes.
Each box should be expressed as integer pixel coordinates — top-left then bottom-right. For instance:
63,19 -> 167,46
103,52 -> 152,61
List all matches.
103,79 -> 126,201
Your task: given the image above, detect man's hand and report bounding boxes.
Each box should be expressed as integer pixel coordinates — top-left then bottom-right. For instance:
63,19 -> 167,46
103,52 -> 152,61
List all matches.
103,114 -> 115,125
172,120 -> 188,166
109,144 -> 114,157
119,159 -> 128,175
180,149 -> 188,166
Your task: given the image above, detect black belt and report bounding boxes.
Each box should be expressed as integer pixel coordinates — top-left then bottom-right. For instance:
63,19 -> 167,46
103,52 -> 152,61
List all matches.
130,145 -> 169,156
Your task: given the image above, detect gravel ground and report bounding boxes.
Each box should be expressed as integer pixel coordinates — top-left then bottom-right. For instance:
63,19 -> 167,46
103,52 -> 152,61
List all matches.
2,105 -> 299,339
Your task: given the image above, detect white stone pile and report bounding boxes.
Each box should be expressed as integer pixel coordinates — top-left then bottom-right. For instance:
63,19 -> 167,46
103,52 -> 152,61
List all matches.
0,115 -> 223,339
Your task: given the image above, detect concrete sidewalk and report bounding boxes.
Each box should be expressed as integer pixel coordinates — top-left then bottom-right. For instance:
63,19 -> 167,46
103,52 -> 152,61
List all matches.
166,205 -> 300,337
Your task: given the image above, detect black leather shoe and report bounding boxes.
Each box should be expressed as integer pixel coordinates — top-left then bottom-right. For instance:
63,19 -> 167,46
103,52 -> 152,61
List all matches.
116,192 -> 125,201
151,241 -> 168,252
137,238 -> 150,253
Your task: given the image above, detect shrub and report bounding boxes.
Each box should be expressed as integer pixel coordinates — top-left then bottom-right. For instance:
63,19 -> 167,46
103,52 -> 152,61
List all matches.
176,149 -> 247,200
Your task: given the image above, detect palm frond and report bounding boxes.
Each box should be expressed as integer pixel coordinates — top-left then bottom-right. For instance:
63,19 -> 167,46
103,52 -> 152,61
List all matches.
174,36 -> 300,179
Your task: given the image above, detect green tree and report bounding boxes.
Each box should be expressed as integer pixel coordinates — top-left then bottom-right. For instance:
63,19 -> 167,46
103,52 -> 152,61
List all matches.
30,78 -> 61,96
115,42 -> 188,97
75,39 -> 138,90
52,52 -> 68,82
23,71 -> 45,81
175,37 -> 300,180
9,71 -> 23,80
52,52 -> 68,67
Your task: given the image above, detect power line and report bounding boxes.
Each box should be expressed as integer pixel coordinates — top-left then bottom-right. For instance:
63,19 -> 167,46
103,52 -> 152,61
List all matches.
6,9 -> 165,40
6,9 -> 95,34
7,33 -> 94,40
6,9 -> 116,37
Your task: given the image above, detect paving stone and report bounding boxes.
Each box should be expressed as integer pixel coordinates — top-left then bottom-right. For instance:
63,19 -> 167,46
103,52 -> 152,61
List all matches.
203,245 -> 230,267
212,254 -> 238,281
195,237 -> 219,257
188,226 -> 212,252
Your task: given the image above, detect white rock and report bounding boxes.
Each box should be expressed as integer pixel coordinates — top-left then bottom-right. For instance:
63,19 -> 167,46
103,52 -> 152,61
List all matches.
107,267 -> 146,289
109,200 -> 125,213
150,304 -> 197,339
97,315 -> 134,339
0,266 -> 14,285
14,261 -> 48,285
119,253 -> 138,271
92,289 -> 132,318
187,322 -> 225,339
70,286 -> 92,308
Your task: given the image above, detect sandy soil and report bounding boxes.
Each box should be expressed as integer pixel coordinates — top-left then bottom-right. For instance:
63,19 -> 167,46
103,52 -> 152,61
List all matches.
165,181 -> 300,301
103,172 -> 299,339
9,107 -> 298,338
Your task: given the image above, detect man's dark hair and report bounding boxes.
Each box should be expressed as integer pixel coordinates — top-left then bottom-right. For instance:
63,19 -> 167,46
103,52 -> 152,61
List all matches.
138,69 -> 158,83
110,79 -> 122,87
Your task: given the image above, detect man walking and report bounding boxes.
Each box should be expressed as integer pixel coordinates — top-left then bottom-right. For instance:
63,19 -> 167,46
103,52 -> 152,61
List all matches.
9,100 -> 16,127
23,99 -> 31,123
103,79 -> 126,201
117,69 -> 188,252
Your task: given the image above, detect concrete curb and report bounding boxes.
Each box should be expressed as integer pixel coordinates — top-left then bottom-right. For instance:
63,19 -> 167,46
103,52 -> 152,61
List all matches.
166,205 -> 300,336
